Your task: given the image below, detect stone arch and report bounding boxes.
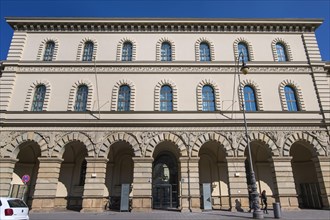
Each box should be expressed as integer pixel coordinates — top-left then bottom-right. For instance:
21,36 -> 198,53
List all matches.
237,132 -> 279,157
239,79 -> 264,111
156,37 -> 176,61
52,132 -> 95,158
76,37 -> 98,61
36,38 -> 59,61
24,80 -> 51,111
279,79 -> 306,111
154,79 -> 178,111
99,132 -> 141,157
4,132 -> 49,158
195,37 -> 215,61
191,132 -> 233,157
196,79 -> 221,111
67,79 -> 94,111
271,38 -> 293,61
233,37 -> 255,61
111,79 -> 136,111
145,133 -> 188,157
116,37 -> 137,61
283,132 -> 325,156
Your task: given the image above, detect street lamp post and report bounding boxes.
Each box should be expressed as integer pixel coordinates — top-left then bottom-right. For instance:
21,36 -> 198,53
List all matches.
236,52 -> 263,219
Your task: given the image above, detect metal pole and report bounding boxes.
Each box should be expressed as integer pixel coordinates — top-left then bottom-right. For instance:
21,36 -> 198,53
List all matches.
94,56 -> 101,119
237,52 -> 263,219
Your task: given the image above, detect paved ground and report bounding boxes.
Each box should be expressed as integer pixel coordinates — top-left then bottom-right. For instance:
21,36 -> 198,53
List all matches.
30,209 -> 330,220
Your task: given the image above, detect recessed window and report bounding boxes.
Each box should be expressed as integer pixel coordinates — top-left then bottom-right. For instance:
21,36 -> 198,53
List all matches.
243,86 -> 257,111
202,85 -> 216,111
43,41 -> 55,61
284,86 -> 299,111
160,85 -> 173,111
238,42 -> 249,62
276,43 -> 288,62
200,42 -> 211,61
117,85 -> 131,111
82,41 -> 94,61
74,85 -> 88,111
31,85 -> 46,111
161,42 -> 172,61
122,42 -> 133,61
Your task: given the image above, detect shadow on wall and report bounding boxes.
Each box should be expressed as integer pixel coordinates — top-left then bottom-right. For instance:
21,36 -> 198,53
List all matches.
235,199 -> 244,212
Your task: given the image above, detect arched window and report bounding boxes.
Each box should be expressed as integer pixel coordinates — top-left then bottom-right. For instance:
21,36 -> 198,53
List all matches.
122,42 -> 133,61
200,42 -> 211,61
243,86 -> 257,111
202,85 -> 216,111
238,42 -> 249,62
43,41 -> 55,61
117,85 -> 131,111
276,43 -> 288,62
31,85 -> 46,111
284,86 -> 299,111
160,85 -> 173,111
82,41 -> 94,61
161,42 -> 172,61
79,159 -> 87,186
74,85 -> 88,111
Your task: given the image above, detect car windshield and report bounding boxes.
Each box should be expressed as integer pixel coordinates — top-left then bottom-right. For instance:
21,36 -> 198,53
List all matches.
7,199 -> 27,208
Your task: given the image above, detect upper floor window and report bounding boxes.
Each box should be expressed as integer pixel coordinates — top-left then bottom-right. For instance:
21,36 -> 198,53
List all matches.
122,42 -> 133,61
43,41 -> 55,61
284,86 -> 299,111
238,42 -> 249,62
31,85 -> 46,111
161,42 -> 172,61
117,85 -> 131,111
160,85 -> 173,111
202,85 -> 216,111
276,43 -> 288,62
74,85 -> 88,111
243,85 -> 257,111
200,42 -> 211,61
82,41 -> 94,61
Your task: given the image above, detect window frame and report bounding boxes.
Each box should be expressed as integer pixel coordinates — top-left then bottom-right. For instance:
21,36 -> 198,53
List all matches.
31,84 -> 46,111
160,85 -> 173,112
117,85 -> 131,111
243,85 -> 258,112
74,85 -> 89,111
202,85 -> 216,111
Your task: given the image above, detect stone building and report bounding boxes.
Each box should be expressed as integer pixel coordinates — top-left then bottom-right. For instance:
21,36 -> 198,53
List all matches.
0,17 -> 329,213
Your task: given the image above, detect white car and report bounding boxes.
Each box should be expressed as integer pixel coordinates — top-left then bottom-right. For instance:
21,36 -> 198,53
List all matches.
0,197 -> 29,220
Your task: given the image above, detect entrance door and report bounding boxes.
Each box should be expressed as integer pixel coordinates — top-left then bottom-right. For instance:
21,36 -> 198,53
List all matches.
300,183 -> 322,209
152,154 -> 178,210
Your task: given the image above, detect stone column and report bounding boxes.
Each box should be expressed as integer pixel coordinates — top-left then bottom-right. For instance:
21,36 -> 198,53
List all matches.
81,157 -> 108,212
131,157 -> 153,212
226,157 -> 248,211
314,157 -> 330,209
0,158 -> 18,197
179,157 -> 201,212
31,157 -> 63,212
270,156 -> 299,210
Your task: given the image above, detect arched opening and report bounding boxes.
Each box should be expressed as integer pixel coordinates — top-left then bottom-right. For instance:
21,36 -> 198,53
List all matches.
12,141 -> 41,208
152,141 -> 179,210
199,141 -> 229,210
244,141 -> 275,207
105,141 -> 134,211
56,141 -> 88,211
290,141 -> 322,209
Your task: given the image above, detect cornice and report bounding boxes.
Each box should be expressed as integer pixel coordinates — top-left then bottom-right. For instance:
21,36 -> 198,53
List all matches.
6,17 -> 322,33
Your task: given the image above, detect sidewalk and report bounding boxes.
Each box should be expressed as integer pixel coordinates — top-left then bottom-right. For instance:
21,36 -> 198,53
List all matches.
30,209 -> 330,220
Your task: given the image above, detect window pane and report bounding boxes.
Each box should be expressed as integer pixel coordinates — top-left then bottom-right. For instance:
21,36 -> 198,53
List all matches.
238,43 -> 249,62
161,42 -> 172,61
276,43 -> 287,62
74,85 -> 88,111
122,42 -> 133,61
160,85 -> 173,111
285,86 -> 298,111
200,43 -> 211,61
118,85 -> 131,111
43,41 -> 55,61
243,86 -> 257,111
82,41 -> 94,61
202,85 -> 216,111
31,85 -> 46,111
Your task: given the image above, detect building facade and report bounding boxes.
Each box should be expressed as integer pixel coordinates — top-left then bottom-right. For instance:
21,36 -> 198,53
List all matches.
0,17 -> 329,213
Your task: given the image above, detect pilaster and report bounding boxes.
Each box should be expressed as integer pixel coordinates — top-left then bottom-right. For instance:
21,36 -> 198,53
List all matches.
0,158 -> 18,197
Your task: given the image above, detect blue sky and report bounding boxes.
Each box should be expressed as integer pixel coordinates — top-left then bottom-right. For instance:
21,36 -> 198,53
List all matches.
1,0 -> 329,61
